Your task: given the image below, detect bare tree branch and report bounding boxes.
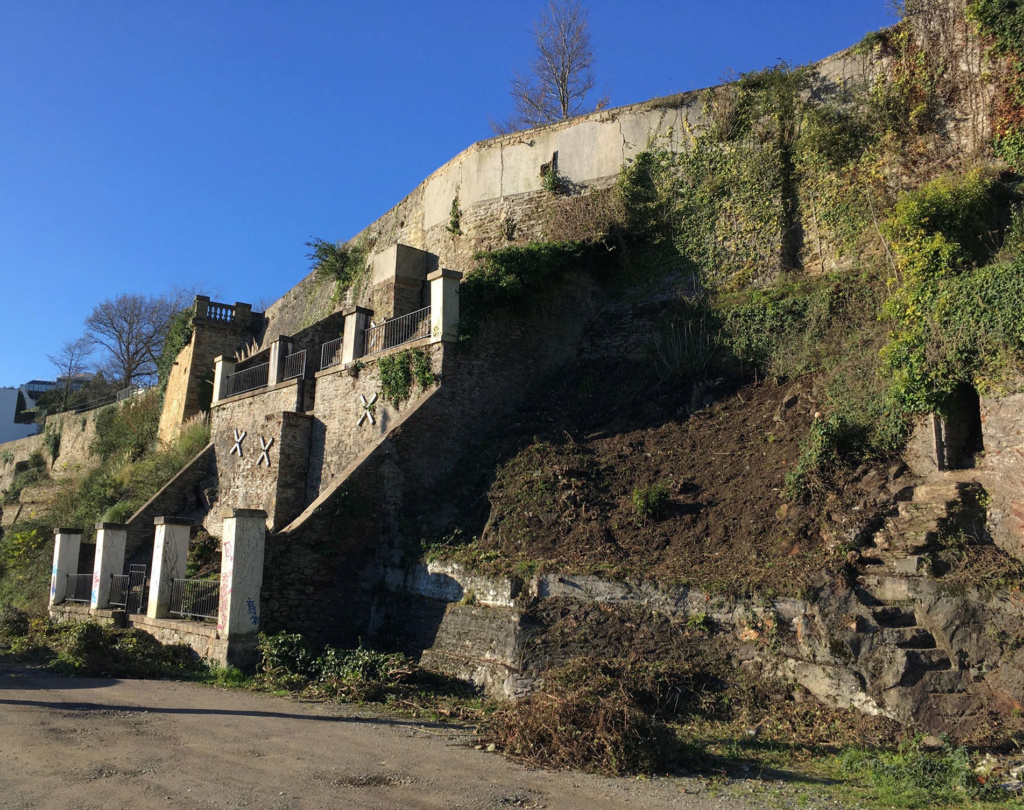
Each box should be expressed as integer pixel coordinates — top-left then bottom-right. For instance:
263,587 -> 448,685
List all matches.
84,291 -> 191,386
492,0 -> 603,134
47,337 -> 93,412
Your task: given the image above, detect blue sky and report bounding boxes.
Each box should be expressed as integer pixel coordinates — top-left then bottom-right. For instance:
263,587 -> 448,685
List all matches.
0,1 -> 893,387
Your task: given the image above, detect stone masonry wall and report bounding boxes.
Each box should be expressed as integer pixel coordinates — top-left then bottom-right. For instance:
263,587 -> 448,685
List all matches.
307,338 -> 440,498
979,393 -> 1024,556
209,380 -> 311,535
159,317 -> 260,445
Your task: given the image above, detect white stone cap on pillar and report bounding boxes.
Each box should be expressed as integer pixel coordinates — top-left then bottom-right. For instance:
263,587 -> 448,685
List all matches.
153,516 -> 193,526
426,269 -> 464,282
95,522 -> 129,530
221,508 -> 268,520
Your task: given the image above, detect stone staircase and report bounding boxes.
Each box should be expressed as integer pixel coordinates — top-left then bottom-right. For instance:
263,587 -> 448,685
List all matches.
846,477 -> 985,733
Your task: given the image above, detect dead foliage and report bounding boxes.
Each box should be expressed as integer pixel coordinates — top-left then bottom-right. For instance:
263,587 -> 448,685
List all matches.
486,657 -> 695,775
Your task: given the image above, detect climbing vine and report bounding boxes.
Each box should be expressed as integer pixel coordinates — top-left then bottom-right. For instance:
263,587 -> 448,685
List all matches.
376,349 -> 435,407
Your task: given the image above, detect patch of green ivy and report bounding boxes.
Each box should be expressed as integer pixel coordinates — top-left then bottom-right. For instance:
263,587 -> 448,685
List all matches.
376,349 -> 435,407
969,0 -> 1024,170
156,303 -> 195,391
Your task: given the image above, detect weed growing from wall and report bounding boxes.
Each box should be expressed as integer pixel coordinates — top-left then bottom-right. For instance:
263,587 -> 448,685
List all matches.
376,349 -> 434,407
307,237 -> 371,308
446,190 -> 463,236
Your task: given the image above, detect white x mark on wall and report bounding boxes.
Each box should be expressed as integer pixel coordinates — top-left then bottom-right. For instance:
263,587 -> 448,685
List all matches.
230,429 -> 246,457
357,393 -> 378,426
257,436 -> 274,467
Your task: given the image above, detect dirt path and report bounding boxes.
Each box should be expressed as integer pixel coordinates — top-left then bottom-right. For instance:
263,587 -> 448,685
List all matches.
0,665 -> 785,810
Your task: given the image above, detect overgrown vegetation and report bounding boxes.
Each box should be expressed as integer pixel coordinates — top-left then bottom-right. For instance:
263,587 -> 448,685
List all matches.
0,617 -> 206,680
307,237 -> 371,307
0,396 -> 210,614
376,348 -> 435,406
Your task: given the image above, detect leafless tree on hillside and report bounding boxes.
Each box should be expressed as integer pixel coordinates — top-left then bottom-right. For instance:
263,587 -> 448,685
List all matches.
84,289 -> 192,387
492,0 -> 608,134
47,337 -> 93,412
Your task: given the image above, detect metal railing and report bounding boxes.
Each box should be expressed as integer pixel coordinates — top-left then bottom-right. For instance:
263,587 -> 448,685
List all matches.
282,349 -> 306,381
226,362 -> 269,397
363,306 -> 431,355
169,578 -> 220,622
66,574 -> 93,604
320,337 -> 344,370
125,564 -> 149,615
116,384 -> 147,402
109,574 -> 130,608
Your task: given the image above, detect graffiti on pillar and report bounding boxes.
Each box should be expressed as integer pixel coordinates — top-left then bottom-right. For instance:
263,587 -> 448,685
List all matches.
91,570 -> 100,605
357,393 -> 378,426
257,436 -> 274,467
230,428 -> 247,457
246,597 -> 260,626
50,565 -> 58,602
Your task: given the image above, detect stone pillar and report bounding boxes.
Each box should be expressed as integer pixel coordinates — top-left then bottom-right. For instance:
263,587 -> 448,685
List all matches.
217,508 -> 267,638
233,302 -> 252,329
49,528 -> 82,607
428,269 -> 463,344
194,295 -> 210,320
212,355 -> 236,404
341,306 -> 373,365
267,336 -> 291,386
90,523 -> 128,609
147,517 -> 191,619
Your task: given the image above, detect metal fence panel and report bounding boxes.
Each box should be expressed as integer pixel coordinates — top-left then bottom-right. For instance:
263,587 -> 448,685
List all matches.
226,362 -> 269,396
363,306 -> 431,355
282,349 -> 306,380
169,578 -> 220,622
320,337 -> 344,370
65,574 -> 93,603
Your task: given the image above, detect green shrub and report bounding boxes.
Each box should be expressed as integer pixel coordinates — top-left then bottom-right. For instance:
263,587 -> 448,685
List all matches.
632,482 -> 671,523
307,237 -> 371,306
92,390 -> 161,462
43,428 -> 60,462
156,303 -> 195,390
44,621 -> 204,679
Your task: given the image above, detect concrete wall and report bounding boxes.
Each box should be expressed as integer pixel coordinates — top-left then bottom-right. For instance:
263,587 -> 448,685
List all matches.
256,92 -> 711,351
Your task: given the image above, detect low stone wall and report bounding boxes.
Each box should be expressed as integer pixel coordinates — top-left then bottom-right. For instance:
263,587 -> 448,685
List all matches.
49,603 -> 231,665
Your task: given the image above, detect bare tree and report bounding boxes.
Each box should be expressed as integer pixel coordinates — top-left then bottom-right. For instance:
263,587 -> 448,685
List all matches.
84,291 -> 191,387
492,0 -> 606,134
47,337 -> 93,412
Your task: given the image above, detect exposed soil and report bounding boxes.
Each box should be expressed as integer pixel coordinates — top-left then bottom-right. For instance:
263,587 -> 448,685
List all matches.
421,362 -> 873,598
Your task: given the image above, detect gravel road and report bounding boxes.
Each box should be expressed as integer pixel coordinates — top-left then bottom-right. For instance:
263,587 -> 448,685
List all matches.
0,665 -> 792,810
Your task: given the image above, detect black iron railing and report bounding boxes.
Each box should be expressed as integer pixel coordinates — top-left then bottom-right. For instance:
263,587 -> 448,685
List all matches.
282,349 -> 306,381
320,337 -> 344,370
363,306 -> 431,355
226,362 -> 269,397
109,574 -> 130,608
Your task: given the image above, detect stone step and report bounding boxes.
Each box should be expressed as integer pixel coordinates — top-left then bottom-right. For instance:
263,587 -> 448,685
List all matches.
897,504 -> 948,523
905,648 -> 952,674
911,481 -> 964,501
873,605 -> 917,628
918,668 -> 968,694
878,626 -> 937,650
856,575 -> 910,603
